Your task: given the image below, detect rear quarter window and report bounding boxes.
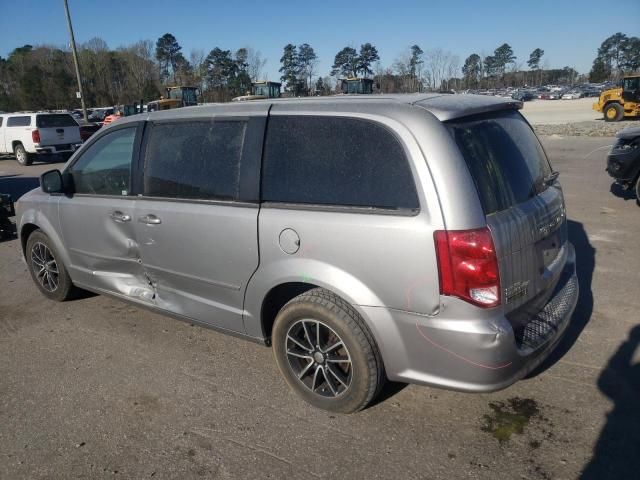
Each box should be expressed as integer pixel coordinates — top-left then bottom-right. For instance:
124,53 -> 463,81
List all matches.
447,111 -> 552,215
36,114 -> 78,128
261,116 -> 419,211
7,116 -> 31,127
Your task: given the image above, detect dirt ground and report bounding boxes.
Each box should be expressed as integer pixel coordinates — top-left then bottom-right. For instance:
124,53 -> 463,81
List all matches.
1,136 -> 639,480
521,98 -> 600,125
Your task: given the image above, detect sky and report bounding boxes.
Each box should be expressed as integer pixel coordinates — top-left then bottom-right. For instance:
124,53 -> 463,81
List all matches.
1,0 -> 639,82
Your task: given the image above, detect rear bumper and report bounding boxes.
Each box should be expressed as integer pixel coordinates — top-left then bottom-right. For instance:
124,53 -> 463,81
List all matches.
34,143 -> 81,155
361,243 -> 578,392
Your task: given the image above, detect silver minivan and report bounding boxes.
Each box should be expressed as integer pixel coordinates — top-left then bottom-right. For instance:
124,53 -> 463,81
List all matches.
16,94 -> 578,413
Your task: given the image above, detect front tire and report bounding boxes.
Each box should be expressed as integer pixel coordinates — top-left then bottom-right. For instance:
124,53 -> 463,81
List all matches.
604,103 -> 624,122
14,143 -> 34,166
272,288 -> 385,413
25,230 -> 76,301
635,175 -> 640,207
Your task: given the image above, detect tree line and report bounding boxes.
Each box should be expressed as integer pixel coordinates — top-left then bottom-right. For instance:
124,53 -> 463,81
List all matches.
0,31 -> 637,112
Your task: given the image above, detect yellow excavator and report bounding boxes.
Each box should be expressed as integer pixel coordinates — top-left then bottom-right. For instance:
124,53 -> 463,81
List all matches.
593,74 -> 640,122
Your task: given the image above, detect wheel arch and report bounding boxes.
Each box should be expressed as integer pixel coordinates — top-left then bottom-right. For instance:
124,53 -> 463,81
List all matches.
259,282 -> 319,342
245,257 -> 387,339
20,222 -> 40,256
18,210 -> 71,270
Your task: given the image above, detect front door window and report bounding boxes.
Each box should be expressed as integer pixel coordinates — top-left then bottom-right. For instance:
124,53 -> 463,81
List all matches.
70,127 -> 136,196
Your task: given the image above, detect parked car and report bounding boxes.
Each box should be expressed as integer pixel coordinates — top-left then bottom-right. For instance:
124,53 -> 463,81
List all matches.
16,95 -> 578,413
88,108 -> 114,124
0,112 -> 82,165
561,91 -> 584,100
78,122 -> 102,142
512,91 -> 535,101
606,126 -> 640,204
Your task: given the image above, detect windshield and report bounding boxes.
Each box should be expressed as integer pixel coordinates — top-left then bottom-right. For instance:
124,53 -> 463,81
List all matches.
447,111 -> 552,215
36,114 -> 78,128
623,77 -> 639,91
254,85 -> 269,96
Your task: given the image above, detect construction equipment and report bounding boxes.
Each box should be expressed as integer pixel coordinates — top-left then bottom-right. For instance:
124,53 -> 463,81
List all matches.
593,74 -> 640,122
232,81 -> 282,101
147,86 -> 199,112
340,77 -> 374,95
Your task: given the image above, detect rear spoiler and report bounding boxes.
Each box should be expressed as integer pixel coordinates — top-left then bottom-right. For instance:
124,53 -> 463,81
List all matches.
414,94 -> 523,122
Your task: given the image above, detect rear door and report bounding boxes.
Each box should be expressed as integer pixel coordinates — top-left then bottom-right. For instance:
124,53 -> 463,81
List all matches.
36,114 -> 81,147
447,111 -> 568,316
133,115 -> 265,333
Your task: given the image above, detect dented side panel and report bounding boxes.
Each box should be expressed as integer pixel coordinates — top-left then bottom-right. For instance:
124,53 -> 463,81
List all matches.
58,195 -> 154,300
134,200 -> 259,334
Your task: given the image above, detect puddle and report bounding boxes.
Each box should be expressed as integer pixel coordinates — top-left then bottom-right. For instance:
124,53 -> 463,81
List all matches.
481,397 -> 540,443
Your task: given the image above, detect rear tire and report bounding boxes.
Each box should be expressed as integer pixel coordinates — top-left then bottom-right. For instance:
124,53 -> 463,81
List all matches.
14,143 -> 34,166
25,230 -> 76,301
635,175 -> 640,207
604,103 -> 624,122
272,288 -> 385,413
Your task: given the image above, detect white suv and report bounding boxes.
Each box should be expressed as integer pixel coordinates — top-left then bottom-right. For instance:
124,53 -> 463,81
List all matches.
0,112 -> 82,165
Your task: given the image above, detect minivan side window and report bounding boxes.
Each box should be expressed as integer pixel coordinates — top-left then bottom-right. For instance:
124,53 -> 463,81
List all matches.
261,116 -> 419,210
7,116 -> 31,127
143,120 -> 246,201
70,127 -> 136,196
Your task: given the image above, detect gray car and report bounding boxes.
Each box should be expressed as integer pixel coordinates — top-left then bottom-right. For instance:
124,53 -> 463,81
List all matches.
16,94 -> 578,413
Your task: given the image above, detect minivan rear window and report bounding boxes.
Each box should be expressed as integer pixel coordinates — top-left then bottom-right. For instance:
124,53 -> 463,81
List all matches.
447,111 -> 552,215
36,114 -> 78,128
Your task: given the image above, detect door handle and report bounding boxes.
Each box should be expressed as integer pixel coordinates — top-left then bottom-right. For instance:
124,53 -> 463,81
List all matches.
109,211 -> 131,223
138,214 -> 162,225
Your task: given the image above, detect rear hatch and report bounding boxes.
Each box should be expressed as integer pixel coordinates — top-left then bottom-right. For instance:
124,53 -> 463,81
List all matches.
446,111 -> 568,340
35,114 -> 81,147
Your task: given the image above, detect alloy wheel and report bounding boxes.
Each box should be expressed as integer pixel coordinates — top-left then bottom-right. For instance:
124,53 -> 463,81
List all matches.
31,242 -> 59,292
285,319 -> 352,398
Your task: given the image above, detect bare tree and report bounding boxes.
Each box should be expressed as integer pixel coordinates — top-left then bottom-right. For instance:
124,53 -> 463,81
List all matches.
425,48 -> 451,91
446,54 -> 460,90
246,47 -> 267,81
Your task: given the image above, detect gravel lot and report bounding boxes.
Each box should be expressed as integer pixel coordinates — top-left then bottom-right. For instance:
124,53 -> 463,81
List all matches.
521,98 -> 600,125
1,136 -> 639,480
519,98 -> 639,137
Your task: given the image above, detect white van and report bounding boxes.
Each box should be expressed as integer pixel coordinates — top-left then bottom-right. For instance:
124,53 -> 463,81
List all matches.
0,113 -> 82,165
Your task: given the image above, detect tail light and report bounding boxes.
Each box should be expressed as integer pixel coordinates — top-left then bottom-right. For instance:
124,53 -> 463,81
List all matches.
434,227 -> 500,308
31,129 -> 40,143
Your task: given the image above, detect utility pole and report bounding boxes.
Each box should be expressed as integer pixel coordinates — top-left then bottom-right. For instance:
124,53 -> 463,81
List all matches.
63,0 -> 88,122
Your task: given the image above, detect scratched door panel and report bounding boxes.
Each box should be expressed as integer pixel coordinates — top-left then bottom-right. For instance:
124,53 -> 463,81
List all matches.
134,199 -> 259,333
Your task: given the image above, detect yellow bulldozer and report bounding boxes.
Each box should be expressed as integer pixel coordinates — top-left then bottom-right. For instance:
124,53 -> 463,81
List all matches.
593,74 -> 640,122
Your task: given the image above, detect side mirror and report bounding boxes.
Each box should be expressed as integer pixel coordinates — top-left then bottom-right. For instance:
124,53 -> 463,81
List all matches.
40,169 -> 67,194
